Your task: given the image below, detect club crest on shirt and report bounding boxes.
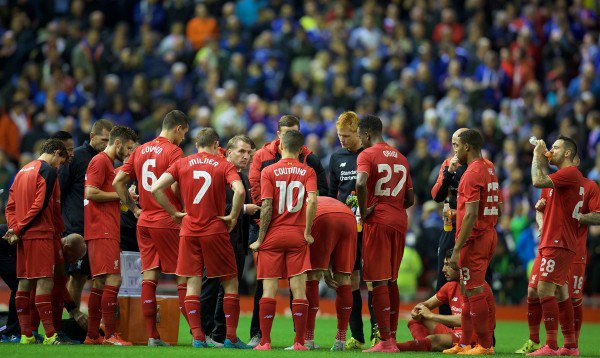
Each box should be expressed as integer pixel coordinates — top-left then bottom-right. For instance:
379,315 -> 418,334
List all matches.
340,162 -> 346,167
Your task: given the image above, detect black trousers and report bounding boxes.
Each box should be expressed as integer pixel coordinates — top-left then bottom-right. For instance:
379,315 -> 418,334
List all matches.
436,228 -> 494,315
200,248 -> 246,343
0,241 -> 19,336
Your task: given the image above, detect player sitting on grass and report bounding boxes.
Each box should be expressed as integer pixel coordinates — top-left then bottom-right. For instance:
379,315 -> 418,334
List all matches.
397,249 -> 471,352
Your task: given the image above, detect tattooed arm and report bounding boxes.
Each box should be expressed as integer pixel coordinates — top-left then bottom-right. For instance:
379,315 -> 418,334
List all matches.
531,140 -> 554,189
250,198 -> 272,251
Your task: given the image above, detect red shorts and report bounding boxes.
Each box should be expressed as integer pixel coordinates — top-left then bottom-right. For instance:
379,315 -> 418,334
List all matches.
535,247 -> 575,286
362,223 -> 405,282
433,324 -> 463,345
459,232 -> 496,290
310,213 -> 357,274
258,228 -> 311,279
88,239 -> 121,277
176,233 -> 237,278
137,226 -> 179,274
16,237 -> 55,279
568,262 -> 586,300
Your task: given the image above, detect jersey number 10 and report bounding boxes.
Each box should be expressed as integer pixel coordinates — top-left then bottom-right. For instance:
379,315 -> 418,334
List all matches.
276,181 -> 306,214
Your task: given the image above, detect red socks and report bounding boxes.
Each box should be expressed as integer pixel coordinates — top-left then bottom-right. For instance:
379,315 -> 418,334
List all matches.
292,299 -> 309,345
16,290 -> 32,337
527,297 -> 542,343
29,289 -> 40,331
335,285 -> 352,341
372,285 -> 391,340
184,295 -> 204,341
469,292 -> 491,348
87,287 -> 103,339
177,283 -> 189,323
397,338 -> 432,351
141,280 -> 160,339
408,319 -> 430,340
52,275 -> 67,331
223,293 -> 240,342
101,285 -> 119,338
558,299 -> 577,349
573,299 -> 583,341
389,282 -> 400,339
259,298 -> 276,345
35,294 -> 56,338
305,280 -> 319,341
540,296 -> 559,350
459,295 -> 473,346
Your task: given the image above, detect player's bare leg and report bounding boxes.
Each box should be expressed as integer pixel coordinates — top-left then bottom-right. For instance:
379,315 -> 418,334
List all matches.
220,276 -> 248,349
516,287 -> 542,353
288,273 -> 309,350
305,270 -> 322,348
255,278 -> 278,350
185,276 -> 207,347
363,280 -> 399,352
331,272 -> 352,351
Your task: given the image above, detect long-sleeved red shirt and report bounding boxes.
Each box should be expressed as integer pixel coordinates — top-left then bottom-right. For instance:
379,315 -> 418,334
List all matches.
6,159 -> 61,239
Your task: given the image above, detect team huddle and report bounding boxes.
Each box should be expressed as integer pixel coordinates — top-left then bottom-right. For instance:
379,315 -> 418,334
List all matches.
4,109 -> 599,354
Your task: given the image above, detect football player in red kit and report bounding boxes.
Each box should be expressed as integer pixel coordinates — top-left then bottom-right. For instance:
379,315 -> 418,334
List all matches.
151,128 -> 247,349
249,130 -> 318,351
520,157 -> 600,355
113,110 -> 189,346
356,114 -> 414,353
5,139 -> 68,345
305,196 -> 357,351
84,126 -> 137,346
398,250 -> 481,352
526,136 -> 584,356
446,129 -> 500,355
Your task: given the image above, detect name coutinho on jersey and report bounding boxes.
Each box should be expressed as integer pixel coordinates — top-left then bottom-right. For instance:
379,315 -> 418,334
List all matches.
274,167 -> 307,176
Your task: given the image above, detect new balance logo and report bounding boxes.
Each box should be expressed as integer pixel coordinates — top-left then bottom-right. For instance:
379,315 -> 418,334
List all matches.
143,300 -> 153,304
189,310 -> 197,314
293,312 -> 303,317
452,297 -> 458,302
342,307 -> 352,310
340,162 -> 346,167
225,314 -> 231,318
263,315 -> 274,319
383,307 -> 391,312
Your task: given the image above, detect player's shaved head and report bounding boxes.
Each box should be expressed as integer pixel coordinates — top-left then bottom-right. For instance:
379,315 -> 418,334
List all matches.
452,127 -> 468,139
195,127 -> 220,147
281,130 -> 304,154
162,110 -> 189,130
358,114 -> 383,136
61,233 -> 87,263
457,129 -> 483,151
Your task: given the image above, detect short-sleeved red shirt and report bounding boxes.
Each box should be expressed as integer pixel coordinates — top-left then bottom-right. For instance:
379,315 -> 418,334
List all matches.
575,178 -> 600,262
456,158 -> 501,240
435,281 -> 463,316
120,136 -> 183,229
166,152 -> 240,237
356,142 -> 413,232
540,166 -> 584,252
84,152 -> 119,241
260,158 -> 317,229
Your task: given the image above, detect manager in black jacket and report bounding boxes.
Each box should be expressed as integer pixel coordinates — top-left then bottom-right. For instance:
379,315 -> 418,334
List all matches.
58,119 -> 113,306
200,135 -> 259,346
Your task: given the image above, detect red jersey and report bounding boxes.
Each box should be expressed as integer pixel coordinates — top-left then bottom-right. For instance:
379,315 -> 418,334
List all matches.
260,158 -> 317,229
315,196 -> 354,220
356,142 -> 412,232
539,166 -> 584,252
120,136 -> 183,229
166,151 -> 240,236
435,281 -> 463,317
575,178 -> 600,262
84,152 -> 120,241
456,158 -> 501,240
5,160 -> 61,239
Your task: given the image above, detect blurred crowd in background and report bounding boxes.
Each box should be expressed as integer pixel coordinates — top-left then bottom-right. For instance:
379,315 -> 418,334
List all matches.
1,0 -> 600,304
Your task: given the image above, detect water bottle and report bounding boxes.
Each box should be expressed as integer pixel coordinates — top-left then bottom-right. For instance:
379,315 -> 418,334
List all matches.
529,136 -> 552,160
443,201 -> 453,232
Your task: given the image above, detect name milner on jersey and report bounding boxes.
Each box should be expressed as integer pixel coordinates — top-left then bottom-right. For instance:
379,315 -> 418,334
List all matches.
188,157 -> 220,167
274,167 -> 306,176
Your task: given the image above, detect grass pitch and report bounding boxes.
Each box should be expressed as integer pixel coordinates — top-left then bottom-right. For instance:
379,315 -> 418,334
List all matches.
1,316 -> 599,357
